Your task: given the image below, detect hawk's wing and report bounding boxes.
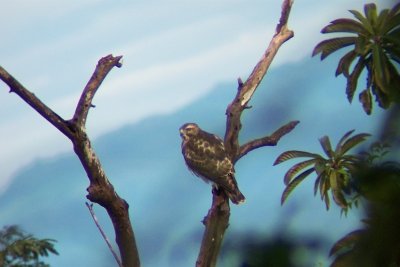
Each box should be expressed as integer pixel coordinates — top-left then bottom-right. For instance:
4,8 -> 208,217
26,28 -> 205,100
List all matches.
181,128 -> 245,204
183,131 -> 233,182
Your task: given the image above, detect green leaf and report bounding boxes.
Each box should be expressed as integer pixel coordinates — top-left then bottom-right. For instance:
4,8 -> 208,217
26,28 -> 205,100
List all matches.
319,135 -> 334,158
372,45 -> 391,93
372,82 -> 391,108
335,129 -> 355,154
336,50 -> 358,77
349,9 -> 373,34
312,37 -> 357,60
314,160 -> 327,176
339,133 -> 371,156
359,88 -> 373,114
323,189 -> 331,210
384,36 -> 400,63
346,56 -> 366,103
364,3 -> 378,29
314,173 -> 323,196
387,2 -> 400,18
319,174 -> 330,209
281,168 -> 314,205
329,229 -> 365,256
330,172 -> 348,208
354,36 -> 371,56
283,158 -> 317,185
273,150 -> 322,165
321,18 -> 367,35
384,13 -> 400,34
375,9 -> 390,34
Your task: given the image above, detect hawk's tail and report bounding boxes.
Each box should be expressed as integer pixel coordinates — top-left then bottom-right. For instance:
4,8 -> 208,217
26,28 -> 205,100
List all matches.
223,173 -> 245,204
227,190 -> 245,205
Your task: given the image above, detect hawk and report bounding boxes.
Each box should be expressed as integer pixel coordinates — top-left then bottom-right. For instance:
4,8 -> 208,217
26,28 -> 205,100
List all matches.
179,123 -> 245,204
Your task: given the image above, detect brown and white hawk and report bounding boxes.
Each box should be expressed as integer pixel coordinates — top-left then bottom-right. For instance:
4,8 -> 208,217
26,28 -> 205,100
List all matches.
179,123 -> 245,204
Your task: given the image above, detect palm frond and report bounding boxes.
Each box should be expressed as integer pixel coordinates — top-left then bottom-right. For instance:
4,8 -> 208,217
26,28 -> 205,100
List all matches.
335,129 -> 355,154
336,50 -> 358,77
372,81 -> 391,108
281,168 -> 314,205
319,174 -> 329,199
354,36 -> 372,55
330,172 -> 348,208
339,133 -> 371,156
372,46 -> 391,93
322,189 -> 331,210
364,3 -> 378,28
375,9 -> 390,34
273,150 -> 322,165
312,37 -> 357,60
321,18 -> 367,35
346,56 -> 366,103
313,172 -> 324,196
359,88 -> 373,114
384,36 -> 400,63
319,135 -> 334,158
329,229 -> 365,256
383,8 -> 400,34
284,159 -> 317,185
349,9 -> 373,34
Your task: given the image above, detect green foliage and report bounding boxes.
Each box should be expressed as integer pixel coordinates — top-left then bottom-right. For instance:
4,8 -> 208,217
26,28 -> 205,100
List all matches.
0,225 -> 58,267
274,130 -> 370,213
312,3 -> 400,114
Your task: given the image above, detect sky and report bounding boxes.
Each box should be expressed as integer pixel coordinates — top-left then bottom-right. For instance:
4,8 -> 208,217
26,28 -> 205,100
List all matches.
0,0 -> 393,193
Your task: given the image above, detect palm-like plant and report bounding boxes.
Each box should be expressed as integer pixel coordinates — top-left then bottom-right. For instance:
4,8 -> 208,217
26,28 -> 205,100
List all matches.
312,3 -> 400,114
0,225 -> 58,267
274,130 -> 370,211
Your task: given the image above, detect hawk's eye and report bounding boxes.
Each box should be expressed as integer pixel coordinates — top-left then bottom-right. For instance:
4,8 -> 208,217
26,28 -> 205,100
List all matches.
185,126 -> 195,132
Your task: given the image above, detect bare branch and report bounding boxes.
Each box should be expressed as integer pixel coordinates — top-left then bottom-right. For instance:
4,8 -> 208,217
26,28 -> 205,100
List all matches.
276,0 -> 293,33
224,0 -> 294,156
86,202 -> 122,267
0,66 -> 74,139
237,120 -> 300,162
73,54 -> 122,127
196,1 -> 296,266
0,55 -> 140,267
196,189 -> 230,267
72,126 -> 140,267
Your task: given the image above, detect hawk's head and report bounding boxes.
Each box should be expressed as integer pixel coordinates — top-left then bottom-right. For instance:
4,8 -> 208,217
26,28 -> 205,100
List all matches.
179,123 -> 199,140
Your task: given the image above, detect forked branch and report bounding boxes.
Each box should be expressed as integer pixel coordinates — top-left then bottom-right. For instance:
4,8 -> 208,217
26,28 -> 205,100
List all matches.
224,0 -> 295,156
0,54 -> 140,267
196,1 -> 297,267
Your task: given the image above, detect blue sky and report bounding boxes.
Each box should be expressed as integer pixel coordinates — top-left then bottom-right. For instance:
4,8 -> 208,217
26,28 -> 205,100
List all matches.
0,0 -> 392,192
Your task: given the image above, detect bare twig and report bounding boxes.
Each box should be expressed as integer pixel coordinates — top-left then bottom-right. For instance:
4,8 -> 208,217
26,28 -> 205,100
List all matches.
73,55 -> 122,127
237,120 -> 300,162
224,0 -> 295,156
0,66 -> 73,139
0,54 -> 140,267
196,1 -> 296,266
86,202 -> 122,267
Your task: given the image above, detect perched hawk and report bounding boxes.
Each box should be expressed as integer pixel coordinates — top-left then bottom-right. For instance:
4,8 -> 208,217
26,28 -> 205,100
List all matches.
179,123 -> 245,204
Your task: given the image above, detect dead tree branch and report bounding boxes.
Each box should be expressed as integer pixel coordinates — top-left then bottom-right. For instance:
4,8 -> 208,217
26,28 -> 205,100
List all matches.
196,1 -> 297,266
0,54 -> 140,267
237,120 -> 300,161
